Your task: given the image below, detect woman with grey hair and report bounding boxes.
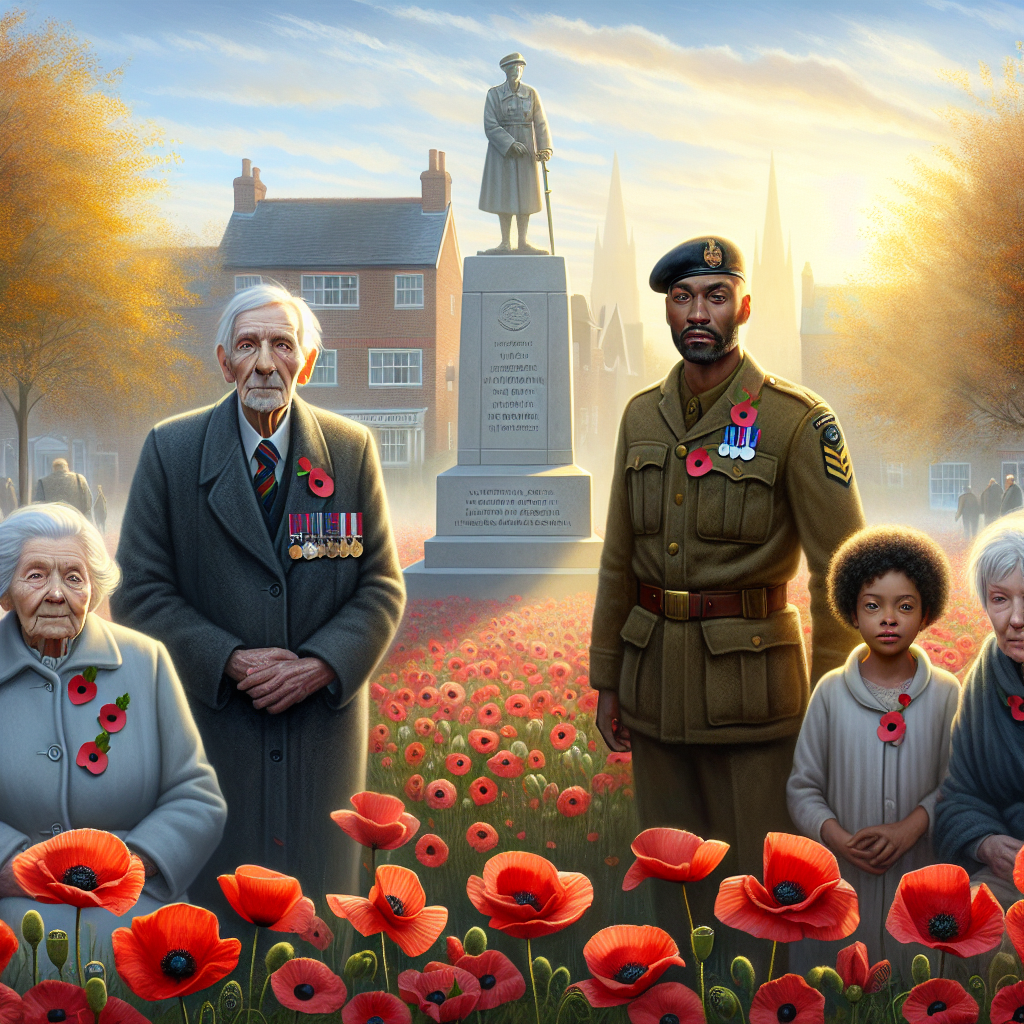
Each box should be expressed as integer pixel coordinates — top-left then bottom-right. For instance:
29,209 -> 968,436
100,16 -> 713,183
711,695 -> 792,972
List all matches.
0,503 -> 226,964
935,509 -> 1024,908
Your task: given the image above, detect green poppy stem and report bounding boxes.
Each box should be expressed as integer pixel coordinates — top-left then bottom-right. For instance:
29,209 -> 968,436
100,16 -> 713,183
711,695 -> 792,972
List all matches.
768,941 -> 777,984
527,938 -> 541,1024
381,932 -> 390,994
681,884 -> 703,1011
32,945 -> 37,988
258,976 -> 271,1014
681,884 -> 695,936
75,907 -> 83,988
247,926 -> 260,1024
179,997 -> 191,1024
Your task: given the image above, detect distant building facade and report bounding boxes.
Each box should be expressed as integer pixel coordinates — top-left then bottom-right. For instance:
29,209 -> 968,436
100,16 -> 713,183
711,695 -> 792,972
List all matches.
218,153 -> 461,481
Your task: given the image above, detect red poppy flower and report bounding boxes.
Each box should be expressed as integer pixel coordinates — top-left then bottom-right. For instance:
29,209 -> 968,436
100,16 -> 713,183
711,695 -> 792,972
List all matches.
468,730 -> 499,754
112,902 -> 242,1000
22,981 -> 87,1024
749,975 -> 825,1024
1011,901 -> 1024,962
467,850 -> 593,938
607,751 -> 631,764
623,829 -> 730,891
527,750 -> 546,769
590,773 -> 615,795
445,754 -> 471,777
1014,845 -> 1024,894
573,925 -> 684,1007
578,690 -> 599,712
385,701 -> 407,722
686,448 -> 712,477
441,682 -> 465,705
487,752 -> 524,779
990,979 -> 1024,1024
458,707 -> 476,724
13,828 -> 145,914
327,864 -> 447,958
835,941 -> 891,995
532,690 -> 553,711
396,687 -> 416,706
343,991 -> 411,1024
98,704 -> 127,733
900,979 -> 977,1024
405,775 -> 426,802
627,982 -> 704,1024
0,919 -> 16,975
469,778 -> 498,806
447,936 -> 465,964
505,695 -> 530,717
557,787 -> 591,817
331,791 -> 420,852
448,656 -> 466,672
218,865 -> 315,932
426,780 -> 457,811
300,916 -> 333,951
549,661 -> 572,682
67,675 -> 96,705
416,835 -> 449,868
271,957 -> 347,1013
477,703 -> 502,726
415,718 -> 435,737
714,832 -> 860,943
398,966 -> 481,1023
550,723 -> 576,750
405,742 -> 427,766
543,782 -> 559,803
0,984 -> 21,1024
885,864 -> 1003,957
455,949 -> 526,1011
418,687 -> 440,708
467,823 -> 499,853
76,742 -> 109,775
877,712 -> 906,743
1008,696 -> 1024,721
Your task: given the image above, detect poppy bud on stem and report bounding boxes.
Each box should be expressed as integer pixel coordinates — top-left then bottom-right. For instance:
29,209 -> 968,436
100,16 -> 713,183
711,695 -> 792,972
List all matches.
731,956 -> 755,1000
463,927 -> 487,956
260,943 -> 295,1011
989,953 -> 1017,994
218,980 -> 243,1021
85,977 -> 107,1024
344,951 -> 377,983
22,910 -> 43,986
548,966 -> 571,1004
912,954 -> 932,986
47,929 -> 68,981
708,986 -> 740,1020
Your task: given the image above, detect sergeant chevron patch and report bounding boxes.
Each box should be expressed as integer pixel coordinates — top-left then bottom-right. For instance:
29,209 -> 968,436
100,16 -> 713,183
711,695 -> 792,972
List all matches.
820,423 -> 852,486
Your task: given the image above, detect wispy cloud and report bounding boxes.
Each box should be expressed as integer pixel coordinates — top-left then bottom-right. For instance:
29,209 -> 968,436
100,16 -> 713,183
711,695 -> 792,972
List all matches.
924,0 -> 1024,31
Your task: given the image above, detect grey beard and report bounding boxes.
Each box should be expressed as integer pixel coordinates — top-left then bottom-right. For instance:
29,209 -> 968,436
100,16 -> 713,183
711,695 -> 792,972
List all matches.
671,325 -> 740,364
242,372 -> 289,412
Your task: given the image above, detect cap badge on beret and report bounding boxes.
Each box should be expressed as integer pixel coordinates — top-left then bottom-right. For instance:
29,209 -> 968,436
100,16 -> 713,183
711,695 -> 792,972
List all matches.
703,240 -> 723,269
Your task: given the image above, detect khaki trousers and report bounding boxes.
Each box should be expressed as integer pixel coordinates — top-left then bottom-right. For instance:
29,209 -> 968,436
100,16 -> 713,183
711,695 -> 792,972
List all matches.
630,730 -> 799,988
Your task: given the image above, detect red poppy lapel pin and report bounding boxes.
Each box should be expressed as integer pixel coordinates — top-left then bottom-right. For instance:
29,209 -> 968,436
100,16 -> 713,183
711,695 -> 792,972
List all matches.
297,456 -> 334,498
67,667 -> 98,704
877,693 -> 912,745
77,693 -> 130,775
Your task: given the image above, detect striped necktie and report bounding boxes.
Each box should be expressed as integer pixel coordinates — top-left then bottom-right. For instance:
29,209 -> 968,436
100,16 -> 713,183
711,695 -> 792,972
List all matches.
253,439 -> 280,514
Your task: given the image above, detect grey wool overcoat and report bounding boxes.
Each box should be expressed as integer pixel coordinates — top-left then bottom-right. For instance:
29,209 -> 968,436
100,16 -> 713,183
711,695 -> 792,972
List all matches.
479,81 -> 551,215
110,392 -> 406,920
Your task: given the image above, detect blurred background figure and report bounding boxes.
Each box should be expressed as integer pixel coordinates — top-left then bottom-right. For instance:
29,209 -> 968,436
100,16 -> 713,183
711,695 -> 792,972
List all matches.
955,484 -> 980,538
1002,474 -> 1023,517
94,484 -> 107,535
33,458 -> 93,521
981,478 -> 1002,528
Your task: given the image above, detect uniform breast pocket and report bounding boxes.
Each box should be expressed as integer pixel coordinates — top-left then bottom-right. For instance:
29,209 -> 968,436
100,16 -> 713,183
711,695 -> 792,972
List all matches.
625,442 -> 669,535
701,607 -> 808,727
696,452 -> 777,544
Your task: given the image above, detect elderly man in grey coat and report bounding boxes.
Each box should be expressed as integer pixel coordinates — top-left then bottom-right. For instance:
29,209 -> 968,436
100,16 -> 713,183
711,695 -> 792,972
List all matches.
111,283 -> 406,927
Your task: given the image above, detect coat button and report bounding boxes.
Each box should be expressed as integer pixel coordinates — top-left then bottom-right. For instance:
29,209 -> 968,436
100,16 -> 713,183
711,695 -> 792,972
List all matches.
47,745 -> 62,762
45,682 -> 54,692
675,444 -> 687,459
667,543 -> 679,555
674,493 -> 683,505
269,584 -> 282,598
751,636 -> 762,647
270,749 -> 283,762
51,823 -> 62,835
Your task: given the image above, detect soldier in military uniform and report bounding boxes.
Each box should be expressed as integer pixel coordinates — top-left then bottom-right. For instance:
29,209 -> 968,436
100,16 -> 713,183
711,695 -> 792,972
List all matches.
590,237 -> 865,966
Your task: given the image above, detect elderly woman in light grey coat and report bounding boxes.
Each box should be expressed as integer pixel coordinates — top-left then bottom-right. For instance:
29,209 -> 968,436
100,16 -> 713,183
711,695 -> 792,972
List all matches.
0,503 -> 226,965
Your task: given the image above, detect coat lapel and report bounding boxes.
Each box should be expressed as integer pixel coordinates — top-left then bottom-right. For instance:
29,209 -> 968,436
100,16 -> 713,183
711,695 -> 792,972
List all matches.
682,353 -> 767,446
0,612 -> 120,685
199,394 -> 282,579
657,362 -> 687,440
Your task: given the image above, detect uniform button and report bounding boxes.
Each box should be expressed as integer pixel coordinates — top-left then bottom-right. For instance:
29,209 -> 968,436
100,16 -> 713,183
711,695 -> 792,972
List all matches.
768,376 -> 777,385
674,493 -> 683,506
732,465 -> 743,476
675,444 -> 687,459
751,636 -> 761,647
687,399 -> 698,415
667,542 -> 679,555
47,745 -> 62,762
270,749 -> 283,762
269,584 -> 282,598
51,823 -> 62,835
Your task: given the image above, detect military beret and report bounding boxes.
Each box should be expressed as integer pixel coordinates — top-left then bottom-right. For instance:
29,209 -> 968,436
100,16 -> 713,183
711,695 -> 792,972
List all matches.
649,236 -> 746,292
499,52 -> 526,68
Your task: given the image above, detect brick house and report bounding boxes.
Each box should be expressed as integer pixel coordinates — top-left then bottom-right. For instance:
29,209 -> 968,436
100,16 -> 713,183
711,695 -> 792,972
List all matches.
218,153 -> 462,482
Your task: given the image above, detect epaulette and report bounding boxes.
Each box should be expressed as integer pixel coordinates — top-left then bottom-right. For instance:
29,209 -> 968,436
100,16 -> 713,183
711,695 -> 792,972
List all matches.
762,374 -> 819,409
625,378 -> 664,410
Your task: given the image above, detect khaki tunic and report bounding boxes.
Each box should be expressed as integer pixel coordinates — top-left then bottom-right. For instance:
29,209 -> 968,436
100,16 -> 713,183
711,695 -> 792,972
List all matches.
590,351 -> 865,745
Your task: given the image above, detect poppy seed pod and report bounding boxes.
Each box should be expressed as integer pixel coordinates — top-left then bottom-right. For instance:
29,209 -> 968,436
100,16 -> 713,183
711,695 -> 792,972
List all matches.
510,740 -> 529,759
708,986 -> 740,1020
85,977 -> 107,1017
731,956 -> 756,997
450,734 -> 467,752
46,930 -> 69,972
548,966 -> 571,1003
989,953 -> 1017,993
84,961 -> 105,982
463,926 -> 488,956
218,980 -> 244,1016
912,955 -> 932,985
21,910 -> 43,948
524,775 -> 543,799
344,950 -> 378,981
581,753 -> 593,773
845,984 -> 864,1004
532,956 -> 552,992
265,941 -> 295,975
691,925 -> 714,962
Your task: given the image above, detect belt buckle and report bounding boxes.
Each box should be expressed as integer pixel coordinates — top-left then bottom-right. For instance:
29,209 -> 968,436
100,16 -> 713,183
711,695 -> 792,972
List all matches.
742,587 -> 768,618
664,590 -> 690,621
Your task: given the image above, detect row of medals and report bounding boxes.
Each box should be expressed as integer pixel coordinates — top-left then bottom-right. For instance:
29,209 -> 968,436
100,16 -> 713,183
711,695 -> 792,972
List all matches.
288,535 -> 364,560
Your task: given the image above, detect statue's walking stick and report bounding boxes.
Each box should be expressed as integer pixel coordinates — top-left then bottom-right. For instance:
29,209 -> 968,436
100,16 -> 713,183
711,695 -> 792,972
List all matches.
542,159 -> 555,255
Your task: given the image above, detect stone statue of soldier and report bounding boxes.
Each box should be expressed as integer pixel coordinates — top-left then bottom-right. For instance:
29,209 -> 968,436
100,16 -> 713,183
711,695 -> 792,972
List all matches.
479,52 -> 553,255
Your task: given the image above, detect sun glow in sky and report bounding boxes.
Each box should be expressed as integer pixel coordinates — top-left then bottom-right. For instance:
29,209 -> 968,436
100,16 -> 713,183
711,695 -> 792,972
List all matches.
26,0 -> 1024,330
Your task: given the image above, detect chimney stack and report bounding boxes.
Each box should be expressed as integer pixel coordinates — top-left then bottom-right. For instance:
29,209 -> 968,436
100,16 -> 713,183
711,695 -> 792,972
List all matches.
233,158 -> 267,214
420,148 -> 451,212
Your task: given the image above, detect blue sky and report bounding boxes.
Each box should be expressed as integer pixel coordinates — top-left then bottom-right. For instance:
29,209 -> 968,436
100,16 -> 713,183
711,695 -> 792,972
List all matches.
19,0 -> 1024,328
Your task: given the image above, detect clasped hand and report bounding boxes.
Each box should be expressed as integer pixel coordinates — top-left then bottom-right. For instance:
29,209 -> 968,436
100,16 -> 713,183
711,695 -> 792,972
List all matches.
227,648 -> 335,714
821,807 -> 929,875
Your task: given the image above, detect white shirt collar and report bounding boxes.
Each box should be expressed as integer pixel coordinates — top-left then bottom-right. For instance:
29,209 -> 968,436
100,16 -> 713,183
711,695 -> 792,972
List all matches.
236,395 -> 291,483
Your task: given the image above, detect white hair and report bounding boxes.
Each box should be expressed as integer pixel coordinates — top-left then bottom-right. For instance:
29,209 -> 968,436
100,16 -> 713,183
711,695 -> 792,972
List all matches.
214,282 -> 323,358
0,504 -> 121,609
968,509 -> 1024,604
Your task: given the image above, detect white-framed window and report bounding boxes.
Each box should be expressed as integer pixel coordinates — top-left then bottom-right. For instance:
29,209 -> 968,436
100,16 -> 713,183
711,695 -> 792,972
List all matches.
305,349 -> 337,386
929,462 -> 971,510
301,274 -> 358,307
379,429 -> 410,465
881,462 -> 905,488
369,349 -> 422,386
234,275 -> 262,291
395,274 -> 424,308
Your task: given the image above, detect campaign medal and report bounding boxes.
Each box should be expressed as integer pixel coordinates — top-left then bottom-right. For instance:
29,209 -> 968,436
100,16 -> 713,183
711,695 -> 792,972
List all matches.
718,426 -> 735,457
301,514 -> 317,560
288,514 -> 303,560
315,512 -> 327,558
739,427 -> 761,461
348,512 -> 364,558
326,512 -> 341,557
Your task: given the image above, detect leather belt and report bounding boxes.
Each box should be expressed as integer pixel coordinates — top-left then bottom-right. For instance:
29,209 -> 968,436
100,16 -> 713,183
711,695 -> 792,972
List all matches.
638,582 -> 788,621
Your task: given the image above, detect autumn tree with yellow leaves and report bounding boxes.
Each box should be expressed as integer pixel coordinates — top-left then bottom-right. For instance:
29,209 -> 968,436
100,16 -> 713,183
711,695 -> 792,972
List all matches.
0,11 -> 202,503
826,52 -> 1024,452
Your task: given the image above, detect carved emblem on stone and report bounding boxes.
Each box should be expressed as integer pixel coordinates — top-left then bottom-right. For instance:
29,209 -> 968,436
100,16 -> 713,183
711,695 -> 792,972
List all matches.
498,298 -> 532,331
